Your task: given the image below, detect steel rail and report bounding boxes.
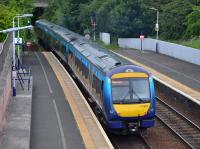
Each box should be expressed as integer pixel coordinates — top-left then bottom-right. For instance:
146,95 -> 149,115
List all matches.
139,134 -> 153,149
156,96 -> 200,149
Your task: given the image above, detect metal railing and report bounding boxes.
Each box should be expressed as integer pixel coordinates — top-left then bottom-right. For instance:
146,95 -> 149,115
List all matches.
0,33 -> 12,73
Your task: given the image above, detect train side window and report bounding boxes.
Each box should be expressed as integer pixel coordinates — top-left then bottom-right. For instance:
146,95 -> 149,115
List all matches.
82,64 -> 89,80
50,36 -> 53,47
60,44 -> 65,54
75,53 -> 82,75
75,56 -> 78,68
92,75 -> 97,94
68,49 -> 73,63
55,40 -> 59,50
92,74 -> 102,100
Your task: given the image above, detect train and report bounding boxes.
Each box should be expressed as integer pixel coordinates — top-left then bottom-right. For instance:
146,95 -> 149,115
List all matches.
35,20 -> 156,134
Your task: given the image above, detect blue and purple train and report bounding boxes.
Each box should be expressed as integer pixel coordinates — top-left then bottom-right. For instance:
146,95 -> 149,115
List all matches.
35,20 -> 156,134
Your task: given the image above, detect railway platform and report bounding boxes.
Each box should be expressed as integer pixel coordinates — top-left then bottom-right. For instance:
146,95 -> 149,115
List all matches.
0,71 -> 33,149
24,52 -> 112,149
0,51 -> 113,149
114,49 -> 200,105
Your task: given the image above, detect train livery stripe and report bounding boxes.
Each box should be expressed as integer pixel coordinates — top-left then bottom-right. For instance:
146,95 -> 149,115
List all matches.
111,72 -> 148,79
113,103 -> 150,117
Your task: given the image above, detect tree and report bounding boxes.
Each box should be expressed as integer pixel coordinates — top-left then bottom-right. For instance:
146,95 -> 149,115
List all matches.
0,0 -> 33,41
160,0 -> 192,39
185,6 -> 200,37
41,0 -> 199,40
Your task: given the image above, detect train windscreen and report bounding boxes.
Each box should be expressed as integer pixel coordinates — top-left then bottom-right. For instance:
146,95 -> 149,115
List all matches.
112,78 -> 150,104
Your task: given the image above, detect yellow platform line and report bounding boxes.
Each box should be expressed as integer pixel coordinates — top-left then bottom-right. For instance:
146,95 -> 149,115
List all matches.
43,52 -> 95,149
112,51 -> 200,104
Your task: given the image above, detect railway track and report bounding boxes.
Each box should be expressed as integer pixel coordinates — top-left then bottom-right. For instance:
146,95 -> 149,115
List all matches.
110,133 -> 152,149
156,97 -> 200,149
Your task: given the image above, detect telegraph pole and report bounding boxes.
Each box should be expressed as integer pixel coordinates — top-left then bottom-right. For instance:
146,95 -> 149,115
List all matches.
90,12 -> 97,41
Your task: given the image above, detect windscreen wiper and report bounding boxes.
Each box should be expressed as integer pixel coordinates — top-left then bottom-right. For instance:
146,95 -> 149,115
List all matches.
131,89 -> 145,103
121,89 -> 130,102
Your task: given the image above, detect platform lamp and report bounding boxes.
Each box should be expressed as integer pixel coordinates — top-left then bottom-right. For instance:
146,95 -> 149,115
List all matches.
150,7 -> 159,53
15,14 -> 33,69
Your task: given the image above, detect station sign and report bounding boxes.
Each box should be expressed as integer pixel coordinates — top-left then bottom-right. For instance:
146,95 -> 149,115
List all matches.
140,35 -> 144,40
15,38 -> 22,45
26,42 -> 31,48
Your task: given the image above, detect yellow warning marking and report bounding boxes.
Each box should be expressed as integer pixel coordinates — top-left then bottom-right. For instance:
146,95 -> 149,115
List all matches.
113,51 -> 200,102
43,52 -> 95,149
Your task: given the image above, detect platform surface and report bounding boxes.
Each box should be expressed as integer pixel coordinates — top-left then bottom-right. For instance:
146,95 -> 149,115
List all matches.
0,77 -> 32,149
23,52 -> 85,149
43,52 -> 112,149
114,49 -> 200,102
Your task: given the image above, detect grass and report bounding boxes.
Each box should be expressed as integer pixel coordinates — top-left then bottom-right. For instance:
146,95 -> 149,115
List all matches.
177,38 -> 200,50
96,40 -> 119,50
166,37 -> 200,50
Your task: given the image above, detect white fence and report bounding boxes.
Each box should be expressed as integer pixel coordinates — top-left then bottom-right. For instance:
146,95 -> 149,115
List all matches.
118,38 -> 200,66
100,32 -> 110,45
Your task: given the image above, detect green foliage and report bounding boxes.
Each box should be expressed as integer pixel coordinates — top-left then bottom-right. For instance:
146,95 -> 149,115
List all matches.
0,0 -> 33,42
42,0 -> 200,40
160,0 -> 192,39
109,0 -> 154,37
181,38 -> 200,49
0,4 -> 16,41
171,37 -> 200,50
96,39 -> 119,50
185,6 -> 200,38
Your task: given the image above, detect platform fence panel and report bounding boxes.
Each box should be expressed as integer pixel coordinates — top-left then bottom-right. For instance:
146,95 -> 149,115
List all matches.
118,38 -> 200,65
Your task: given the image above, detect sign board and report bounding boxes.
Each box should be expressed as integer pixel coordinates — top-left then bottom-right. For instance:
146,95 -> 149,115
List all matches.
15,38 -> 22,45
26,42 -> 31,47
140,35 -> 144,40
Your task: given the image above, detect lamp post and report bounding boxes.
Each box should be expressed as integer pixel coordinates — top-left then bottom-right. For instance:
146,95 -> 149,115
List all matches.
15,14 -> 33,68
90,12 -> 97,41
150,7 -> 159,53
0,25 -> 32,96
12,14 -> 33,96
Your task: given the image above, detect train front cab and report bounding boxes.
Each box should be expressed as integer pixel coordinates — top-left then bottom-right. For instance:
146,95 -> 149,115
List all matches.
103,66 -> 155,133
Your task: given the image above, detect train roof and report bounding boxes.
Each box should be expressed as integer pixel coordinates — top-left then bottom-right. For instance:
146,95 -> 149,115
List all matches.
36,20 -> 149,74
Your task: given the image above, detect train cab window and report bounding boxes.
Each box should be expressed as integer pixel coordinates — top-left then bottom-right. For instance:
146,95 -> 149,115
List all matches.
112,78 -> 150,104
